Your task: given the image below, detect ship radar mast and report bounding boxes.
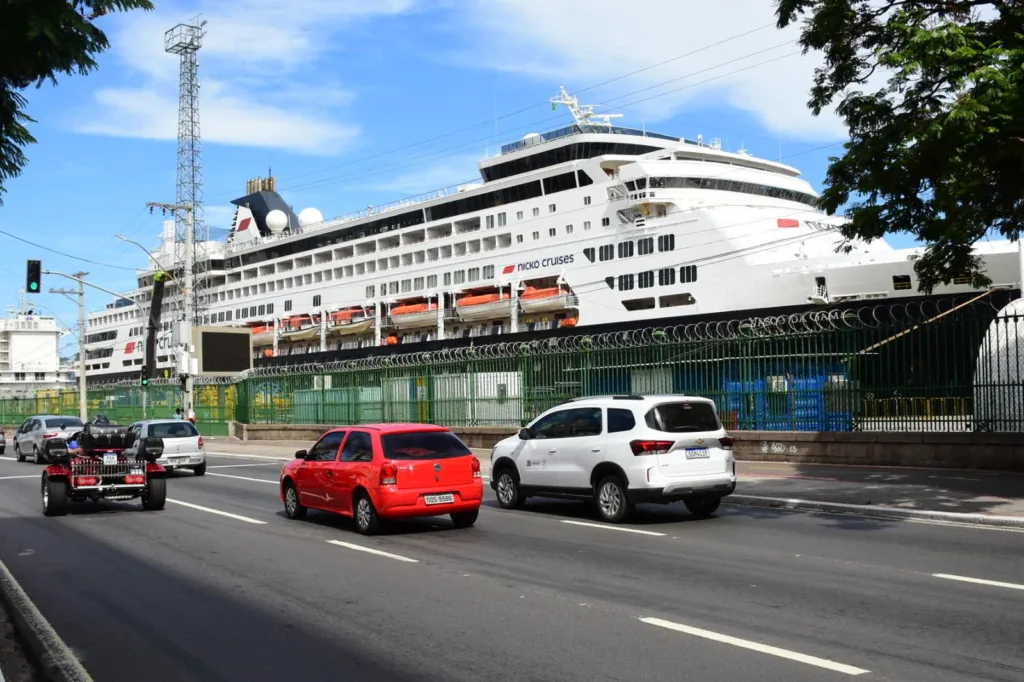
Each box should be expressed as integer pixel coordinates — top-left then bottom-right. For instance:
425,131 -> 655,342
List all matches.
550,85 -> 623,129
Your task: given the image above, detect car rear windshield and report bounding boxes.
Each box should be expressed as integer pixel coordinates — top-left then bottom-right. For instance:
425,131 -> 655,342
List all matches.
150,422 -> 199,438
381,431 -> 472,460
45,417 -> 83,428
645,402 -> 720,433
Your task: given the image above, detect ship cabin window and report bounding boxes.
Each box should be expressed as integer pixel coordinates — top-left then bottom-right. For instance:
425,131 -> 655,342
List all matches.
285,300 -> 293,312
267,303 -> 274,314
680,265 -> 698,283
584,221 -> 592,230
618,242 -> 634,259
599,245 -> 614,261
497,212 -> 506,227
622,297 -> 656,311
454,270 -> 466,285
250,306 -> 257,317
893,275 -> 912,290
366,285 -> 375,298
468,268 -> 480,282
533,231 -> 540,240
583,248 -> 596,263
483,265 -> 495,279
584,196 -> 592,206
444,273 -> 452,286
486,215 -> 495,229
516,234 -> 524,243
259,304 -> 266,316
658,234 -> 675,252
427,275 -> 438,288
618,274 -> 635,290
517,211 -> 524,220
549,228 -> 556,237
401,280 -> 411,293
566,224 -> 574,234
533,207 -> 540,217
549,204 -> 557,213
226,311 -> 233,321
389,282 -> 399,294
638,271 -> 655,289
660,293 -> 696,308
637,237 -> 654,255
602,217 -> 611,227
414,277 -> 424,290
658,267 -> 676,286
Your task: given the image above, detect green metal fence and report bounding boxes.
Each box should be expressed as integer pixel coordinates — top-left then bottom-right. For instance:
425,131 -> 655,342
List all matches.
3,294 -> 1022,433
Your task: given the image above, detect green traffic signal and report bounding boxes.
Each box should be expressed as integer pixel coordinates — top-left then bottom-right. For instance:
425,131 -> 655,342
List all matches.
26,260 -> 41,294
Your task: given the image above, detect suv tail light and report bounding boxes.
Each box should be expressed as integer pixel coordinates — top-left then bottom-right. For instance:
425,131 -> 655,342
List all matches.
718,436 -> 734,450
379,461 -> 398,486
630,440 -> 674,456
470,456 -> 481,479
197,436 -> 205,449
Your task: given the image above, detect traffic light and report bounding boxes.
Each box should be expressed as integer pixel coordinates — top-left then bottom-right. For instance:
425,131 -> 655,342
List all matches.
140,374 -> 150,387
26,260 -> 41,294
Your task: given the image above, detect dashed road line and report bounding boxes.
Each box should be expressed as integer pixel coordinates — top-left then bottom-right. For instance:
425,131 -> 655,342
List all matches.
932,573 -> 1024,592
206,472 -> 279,485
639,617 -> 870,676
560,520 -> 666,537
0,475 -> 37,481
166,499 -> 267,525
208,463 -> 281,469
205,451 -> 290,462
326,539 -> 419,563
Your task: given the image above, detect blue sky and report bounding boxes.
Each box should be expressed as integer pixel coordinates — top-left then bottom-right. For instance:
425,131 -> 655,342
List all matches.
1,0 -> 911,356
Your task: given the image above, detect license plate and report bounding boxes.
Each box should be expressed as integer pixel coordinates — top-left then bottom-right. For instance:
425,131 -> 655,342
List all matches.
172,457 -> 189,465
424,493 -> 455,505
684,448 -> 710,459
103,453 -> 118,466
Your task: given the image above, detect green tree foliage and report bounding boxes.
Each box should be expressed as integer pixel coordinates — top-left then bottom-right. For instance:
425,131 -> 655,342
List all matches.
776,1 -> 1024,292
0,0 -> 154,205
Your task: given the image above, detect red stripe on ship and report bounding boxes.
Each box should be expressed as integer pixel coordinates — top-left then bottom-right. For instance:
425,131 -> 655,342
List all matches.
502,265 -> 515,274
777,218 -> 800,228
238,217 -> 252,231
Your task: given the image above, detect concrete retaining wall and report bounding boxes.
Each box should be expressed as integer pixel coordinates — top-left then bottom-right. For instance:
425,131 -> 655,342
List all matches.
231,422 -> 1024,471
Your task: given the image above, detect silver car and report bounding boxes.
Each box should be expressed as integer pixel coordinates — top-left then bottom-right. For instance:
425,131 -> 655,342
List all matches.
126,419 -> 207,475
13,415 -> 84,463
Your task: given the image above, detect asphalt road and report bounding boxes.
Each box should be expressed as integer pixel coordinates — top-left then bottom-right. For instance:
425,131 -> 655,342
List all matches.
1,451 -> 1023,682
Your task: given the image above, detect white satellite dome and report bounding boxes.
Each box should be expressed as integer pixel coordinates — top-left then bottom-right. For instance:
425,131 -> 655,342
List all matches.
265,209 -> 288,233
298,207 -> 324,228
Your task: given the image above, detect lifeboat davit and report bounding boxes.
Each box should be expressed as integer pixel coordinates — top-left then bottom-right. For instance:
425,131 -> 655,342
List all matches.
519,286 -> 573,314
455,291 -> 512,322
390,302 -> 438,329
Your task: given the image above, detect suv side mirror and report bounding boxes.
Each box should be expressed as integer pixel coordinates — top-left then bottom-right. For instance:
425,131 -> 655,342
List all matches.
517,428 -> 531,440
295,449 -> 308,459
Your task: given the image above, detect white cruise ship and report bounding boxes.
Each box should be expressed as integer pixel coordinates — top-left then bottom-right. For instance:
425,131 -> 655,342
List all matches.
81,87 -> 1021,382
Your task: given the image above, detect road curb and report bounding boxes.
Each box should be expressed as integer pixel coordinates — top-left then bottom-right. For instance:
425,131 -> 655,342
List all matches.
0,560 -> 92,682
726,494 -> 1024,528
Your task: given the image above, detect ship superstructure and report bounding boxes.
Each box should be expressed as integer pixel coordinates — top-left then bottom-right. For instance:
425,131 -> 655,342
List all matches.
81,87 -> 1021,382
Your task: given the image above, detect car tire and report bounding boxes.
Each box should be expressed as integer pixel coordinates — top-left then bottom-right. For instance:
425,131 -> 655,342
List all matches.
15,444 -> 25,463
494,469 -> 525,510
450,509 -> 479,529
684,495 -> 721,519
192,462 -> 207,477
283,482 -> 306,520
0,447 -> 4,455
353,492 -> 380,536
33,445 -> 44,465
595,475 -> 632,523
142,478 -> 167,511
42,476 -> 69,517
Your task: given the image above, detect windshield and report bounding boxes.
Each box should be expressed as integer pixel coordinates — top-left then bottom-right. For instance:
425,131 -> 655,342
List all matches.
45,417 -> 83,428
381,431 -> 472,460
151,422 -> 199,438
645,402 -> 720,433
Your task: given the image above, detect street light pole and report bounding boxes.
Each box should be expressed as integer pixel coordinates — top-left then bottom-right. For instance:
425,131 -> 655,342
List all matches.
49,272 -> 88,421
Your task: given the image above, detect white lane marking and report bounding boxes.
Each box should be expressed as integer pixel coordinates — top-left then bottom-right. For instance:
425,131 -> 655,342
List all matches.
0,475 -> 37,480
205,451 -> 290,461
932,573 -> 1024,592
904,518 -> 1024,534
0,456 -> 15,461
206,472 -> 279,485
166,498 -> 267,525
208,463 -> 281,469
639,617 -> 870,676
326,539 -> 418,563
560,519 -> 666,537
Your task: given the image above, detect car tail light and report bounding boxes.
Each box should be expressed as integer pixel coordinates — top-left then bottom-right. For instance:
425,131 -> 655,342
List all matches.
197,436 -> 205,449
43,432 -> 58,439
125,474 -> 145,485
76,476 -> 99,487
470,456 -> 481,479
630,440 -> 674,456
719,436 -> 734,450
379,461 -> 397,486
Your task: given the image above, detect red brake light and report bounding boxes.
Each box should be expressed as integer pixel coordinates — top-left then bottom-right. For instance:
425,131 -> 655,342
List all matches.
379,461 -> 397,486
125,474 -> 145,485
76,476 -> 99,487
43,432 -> 58,439
630,440 -> 674,456
719,436 -> 734,450
470,456 -> 481,479
197,436 -> 205,449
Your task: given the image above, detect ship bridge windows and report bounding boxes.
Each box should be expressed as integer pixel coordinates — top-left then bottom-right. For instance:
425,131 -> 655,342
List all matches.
481,141 -> 663,182
647,176 -> 820,208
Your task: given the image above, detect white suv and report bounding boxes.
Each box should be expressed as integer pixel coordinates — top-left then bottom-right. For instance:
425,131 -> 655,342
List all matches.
490,395 -> 736,523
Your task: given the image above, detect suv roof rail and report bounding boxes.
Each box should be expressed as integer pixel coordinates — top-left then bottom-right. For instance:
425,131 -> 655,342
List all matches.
567,394 -> 646,402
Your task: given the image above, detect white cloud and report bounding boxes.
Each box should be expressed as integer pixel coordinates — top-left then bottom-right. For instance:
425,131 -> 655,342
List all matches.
69,0 -> 417,154
458,0 -> 852,141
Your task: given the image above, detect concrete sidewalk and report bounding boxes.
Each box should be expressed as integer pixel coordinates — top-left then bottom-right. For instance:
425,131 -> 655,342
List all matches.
204,438 -> 1024,526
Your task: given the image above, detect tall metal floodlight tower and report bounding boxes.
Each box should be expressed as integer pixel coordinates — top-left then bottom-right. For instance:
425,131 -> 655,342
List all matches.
164,17 -> 208,328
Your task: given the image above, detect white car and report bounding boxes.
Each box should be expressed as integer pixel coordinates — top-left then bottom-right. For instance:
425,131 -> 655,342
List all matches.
125,419 -> 207,476
489,395 -> 736,523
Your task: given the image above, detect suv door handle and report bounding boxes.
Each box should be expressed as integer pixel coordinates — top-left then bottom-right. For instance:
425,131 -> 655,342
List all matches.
591,447 -> 601,452
548,448 -> 557,453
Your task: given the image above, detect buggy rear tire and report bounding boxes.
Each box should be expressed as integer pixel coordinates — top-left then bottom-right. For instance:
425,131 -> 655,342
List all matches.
42,476 -> 69,517
143,477 -> 167,511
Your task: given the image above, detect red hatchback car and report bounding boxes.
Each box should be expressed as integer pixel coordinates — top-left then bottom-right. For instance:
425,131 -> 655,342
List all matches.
279,424 -> 484,535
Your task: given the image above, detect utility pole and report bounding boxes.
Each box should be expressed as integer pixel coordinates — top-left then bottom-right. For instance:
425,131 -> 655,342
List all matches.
147,201 -> 194,415
49,272 -> 88,422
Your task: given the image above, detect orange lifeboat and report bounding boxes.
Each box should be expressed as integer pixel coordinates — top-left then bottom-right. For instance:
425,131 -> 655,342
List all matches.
560,317 -> 578,328
328,306 -> 374,336
390,301 -> 438,330
455,291 -> 512,322
519,285 -> 572,314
